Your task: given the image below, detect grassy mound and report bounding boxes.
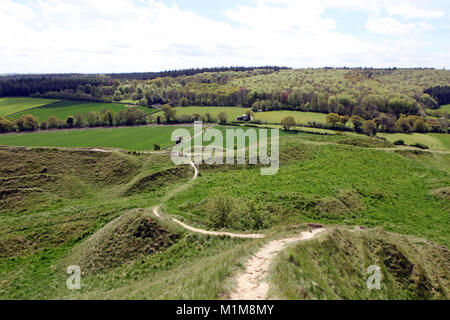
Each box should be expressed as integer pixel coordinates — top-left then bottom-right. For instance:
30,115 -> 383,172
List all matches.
271,228 -> 449,300
66,209 -> 180,273
0,147 -> 139,214
123,165 -> 193,196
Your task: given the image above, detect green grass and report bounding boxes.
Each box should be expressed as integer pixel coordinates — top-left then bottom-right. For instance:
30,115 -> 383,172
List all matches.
253,110 -> 327,125
438,104 -> 450,112
0,97 -> 59,117
271,227 -> 449,300
153,107 -> 328,126
154,106 -> 250,120
9,100 -> 157,122
0,147 -> 257,299
167,136 -> 450,246
0,130 -> 448,300
0,125 -> 193,151
378,132 -> 449,151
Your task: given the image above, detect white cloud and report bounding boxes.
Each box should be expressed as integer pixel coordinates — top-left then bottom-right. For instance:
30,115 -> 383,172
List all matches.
366,17 -> 434,35
387,2 -> 445,19
0,0 -> 448,73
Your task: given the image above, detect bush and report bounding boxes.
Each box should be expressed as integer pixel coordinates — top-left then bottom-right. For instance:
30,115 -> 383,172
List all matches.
393,140 -> 405,145
410,143 -> 429,150
204,193 -> 235,229
153,143 -> 161,151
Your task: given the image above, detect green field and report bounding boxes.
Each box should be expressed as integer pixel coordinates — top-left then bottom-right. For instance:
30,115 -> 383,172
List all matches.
154,106 -> 250,120
438,104 -> 450,112
10,100 -> 157,122
0,97 -> 59,117
253,110 -> 327,125
0,126 -> 193,151
378,132 -> 450,151
153,106 -> 328,125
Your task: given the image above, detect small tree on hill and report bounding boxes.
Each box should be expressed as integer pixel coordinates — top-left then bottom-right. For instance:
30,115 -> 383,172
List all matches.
326,113 -> 341,128
217,112 -> 227,124
413,119 -> 427,133
350,115 -> 364,132
363,120 -> 377,136
161,104 -> 176,123
66,116 -> 74,128
16,114 -> 38,131
280,116 -> 296,131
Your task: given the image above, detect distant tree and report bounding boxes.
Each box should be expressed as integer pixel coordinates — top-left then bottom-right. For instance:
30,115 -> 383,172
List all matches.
395,116 -> 412,133
0,117 -> 16,133
413,118 -> 427,133
280,116 -> 296,131
217,112 -> 228,124
426,118 -> 442,132
161,104 -> 176,123
66,116 -> 74,128
153,143 -> 161,151
86,111 -> 100,127
377,113 -> 397,132
101,109 -> 116,126
350,115 -> 364,132
363,120 -> 377,136
74,113 -> 83,128
84,83 -> 93,95
40,121 -> 48,130
395,115 -> 412,133
326,113 -> 341,128
16,114 -> 38,131
113,90 -> 122,101
421,93 -> 437,109
203,113 -> 216,123
340,115 -> 350,126
48,116 -> 62,129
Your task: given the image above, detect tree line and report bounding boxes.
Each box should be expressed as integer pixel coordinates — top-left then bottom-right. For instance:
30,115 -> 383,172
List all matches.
0,105 -> 227,133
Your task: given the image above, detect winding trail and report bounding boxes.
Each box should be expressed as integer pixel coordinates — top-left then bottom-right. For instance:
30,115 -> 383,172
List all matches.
151,160 -> 264,239
151,156 -> 325,300
229,228 -> 325,300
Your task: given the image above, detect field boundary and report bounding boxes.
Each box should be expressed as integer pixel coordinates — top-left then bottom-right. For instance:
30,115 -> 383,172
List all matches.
5,99 -> 62,118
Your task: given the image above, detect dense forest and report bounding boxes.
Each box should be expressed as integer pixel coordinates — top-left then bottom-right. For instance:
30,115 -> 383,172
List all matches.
0,68 -> 449,134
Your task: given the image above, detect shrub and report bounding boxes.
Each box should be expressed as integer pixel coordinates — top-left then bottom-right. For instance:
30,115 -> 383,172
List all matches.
410,143 -> 429,150
394,140 -> 405,145
204,192 -> 235,229
153,143 -> 161,151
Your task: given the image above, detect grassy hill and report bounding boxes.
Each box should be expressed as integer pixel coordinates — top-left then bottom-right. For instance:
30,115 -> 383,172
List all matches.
0,127 -> 448,300
272,227 -> 449,300
166,135 -> 449,246
0,97 -> 58,117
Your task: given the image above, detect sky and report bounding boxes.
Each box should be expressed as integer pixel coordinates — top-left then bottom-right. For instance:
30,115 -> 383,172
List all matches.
1,0 -> 449,73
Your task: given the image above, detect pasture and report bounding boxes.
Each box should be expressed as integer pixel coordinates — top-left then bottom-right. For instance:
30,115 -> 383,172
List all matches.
378,132 -> 450,151
0,125 -> 193,151
438,104 -> 450,112
154,106 -> 250,121
253,110 -> 327,125
0,97 -> 58,117
10,100 -> 157,122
